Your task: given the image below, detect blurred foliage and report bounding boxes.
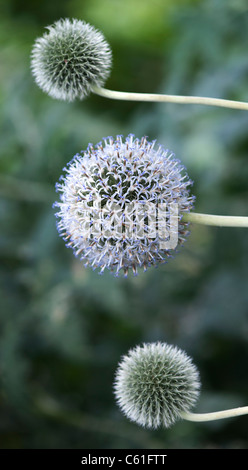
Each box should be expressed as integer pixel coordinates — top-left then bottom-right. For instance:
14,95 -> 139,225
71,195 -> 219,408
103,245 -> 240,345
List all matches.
0,0 -> 248,449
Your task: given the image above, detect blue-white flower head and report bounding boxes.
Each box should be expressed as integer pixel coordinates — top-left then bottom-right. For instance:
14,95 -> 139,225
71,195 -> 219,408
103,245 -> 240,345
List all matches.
114,342 -> 200,429
31,18 -> 112,101
54,135 -> 194,276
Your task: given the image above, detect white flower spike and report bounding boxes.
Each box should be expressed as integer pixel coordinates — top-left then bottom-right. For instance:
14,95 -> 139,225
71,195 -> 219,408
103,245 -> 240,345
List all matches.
54,135 -> 194,277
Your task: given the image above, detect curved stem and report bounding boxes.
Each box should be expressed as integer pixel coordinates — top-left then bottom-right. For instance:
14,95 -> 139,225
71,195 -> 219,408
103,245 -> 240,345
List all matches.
183,212 -> 248,227
182,406 -> 248,422
92,86 -> 248,111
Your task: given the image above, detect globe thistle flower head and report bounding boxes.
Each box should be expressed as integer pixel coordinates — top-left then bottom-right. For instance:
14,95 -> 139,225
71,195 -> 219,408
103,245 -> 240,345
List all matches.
54,134 -> 194,276
31,18 -> 112,101
114,342 -> 200,429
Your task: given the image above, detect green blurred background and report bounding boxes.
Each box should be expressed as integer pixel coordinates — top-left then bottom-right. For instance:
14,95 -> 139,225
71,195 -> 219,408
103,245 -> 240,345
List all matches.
0,0 -> 248,449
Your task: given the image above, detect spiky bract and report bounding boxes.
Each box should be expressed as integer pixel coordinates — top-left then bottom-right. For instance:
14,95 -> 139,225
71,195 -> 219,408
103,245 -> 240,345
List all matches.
31,18 -> 112,101
114,342 -> 200,429
54,134 -> 194,276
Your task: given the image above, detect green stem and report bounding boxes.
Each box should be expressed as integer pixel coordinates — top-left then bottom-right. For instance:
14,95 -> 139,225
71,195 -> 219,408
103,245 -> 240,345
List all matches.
183,212 -> 248,227
182,406 -> 248,422
92,86 -> 248,111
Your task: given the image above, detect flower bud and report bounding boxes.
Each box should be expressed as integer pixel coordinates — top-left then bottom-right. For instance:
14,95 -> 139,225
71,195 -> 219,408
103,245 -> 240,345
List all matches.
114,342 -> 200,429
31,18 -> 112,101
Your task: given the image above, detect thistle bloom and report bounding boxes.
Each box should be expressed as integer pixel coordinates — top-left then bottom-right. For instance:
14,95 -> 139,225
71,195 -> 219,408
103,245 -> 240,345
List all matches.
31,18 -> 112,101
54,134 -> 194,276
114,342 -> 200,429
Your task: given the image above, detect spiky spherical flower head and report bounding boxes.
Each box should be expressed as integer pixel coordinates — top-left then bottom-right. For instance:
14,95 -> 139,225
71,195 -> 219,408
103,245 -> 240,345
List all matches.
54,134 -> 194,276
31,18 -> 112,101
114,342 -> 200,429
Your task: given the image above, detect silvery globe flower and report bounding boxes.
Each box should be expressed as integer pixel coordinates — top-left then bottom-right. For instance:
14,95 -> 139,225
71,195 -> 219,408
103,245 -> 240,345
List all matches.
54,134 -> 194,276
31,18 -> 112,101
114,342 -> 200,429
